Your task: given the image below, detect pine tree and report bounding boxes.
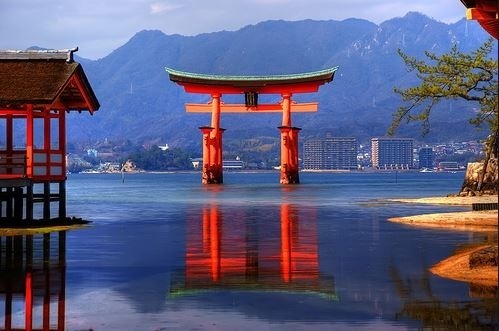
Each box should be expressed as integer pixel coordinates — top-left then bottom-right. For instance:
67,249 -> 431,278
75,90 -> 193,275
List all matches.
390,38 -> 498,194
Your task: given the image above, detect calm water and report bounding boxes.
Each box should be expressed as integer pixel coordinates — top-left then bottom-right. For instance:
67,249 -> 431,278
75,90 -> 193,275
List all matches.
1,171 -> 498,330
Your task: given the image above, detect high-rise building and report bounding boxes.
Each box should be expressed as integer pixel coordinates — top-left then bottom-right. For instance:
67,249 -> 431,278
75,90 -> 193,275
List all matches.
371,137 -> 414,169
303,137 -> 357,170
418,147 -> 435,169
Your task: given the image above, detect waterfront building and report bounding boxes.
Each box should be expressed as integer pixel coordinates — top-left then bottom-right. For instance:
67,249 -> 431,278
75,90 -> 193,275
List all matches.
371,137 -> 414,169
0,49 -> 99,222
223,159 -> 244,170
438,161 -> 460,171
418,147 -> 435,169
303,137 -> 357,170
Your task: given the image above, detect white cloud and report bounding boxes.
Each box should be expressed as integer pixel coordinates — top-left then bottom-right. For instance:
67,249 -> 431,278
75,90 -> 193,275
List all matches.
150,2 -> 183,15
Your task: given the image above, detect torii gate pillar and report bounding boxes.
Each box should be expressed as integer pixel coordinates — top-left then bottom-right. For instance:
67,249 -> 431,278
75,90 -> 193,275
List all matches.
200,93 -> 225,184
279,93 -> 301,184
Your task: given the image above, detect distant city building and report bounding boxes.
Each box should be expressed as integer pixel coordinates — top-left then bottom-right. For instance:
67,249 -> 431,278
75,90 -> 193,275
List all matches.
191,157 -> 245,170
303,137 -> 357,170
158,144 -> 169,151
223,159 -> 244,169
86,148 -> 98,157
371,137 -> 414,169
438,161 -> 460,171
418,147 -> 435,169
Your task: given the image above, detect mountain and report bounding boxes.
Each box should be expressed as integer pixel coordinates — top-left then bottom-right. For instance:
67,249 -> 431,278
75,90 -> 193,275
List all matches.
67,12 -> 495,150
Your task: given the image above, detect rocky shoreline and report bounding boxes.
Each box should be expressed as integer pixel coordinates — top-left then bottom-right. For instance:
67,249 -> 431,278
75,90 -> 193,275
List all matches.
387,195 -> 498,288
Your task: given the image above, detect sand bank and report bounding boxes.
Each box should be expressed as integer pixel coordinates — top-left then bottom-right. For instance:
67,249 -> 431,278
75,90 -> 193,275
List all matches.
430,244 -> 498,287
388,210 -> 497,232
387,195 -> 498,232
388,195 -> 497,287
0,224 -> 88,236
387,195 -> 498,206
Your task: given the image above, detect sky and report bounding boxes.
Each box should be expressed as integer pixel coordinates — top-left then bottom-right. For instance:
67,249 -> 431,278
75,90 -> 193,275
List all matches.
0,0 -> 468,60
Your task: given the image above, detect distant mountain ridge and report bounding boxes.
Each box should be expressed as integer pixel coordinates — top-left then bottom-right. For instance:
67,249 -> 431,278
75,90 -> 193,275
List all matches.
65,12 -> 495,149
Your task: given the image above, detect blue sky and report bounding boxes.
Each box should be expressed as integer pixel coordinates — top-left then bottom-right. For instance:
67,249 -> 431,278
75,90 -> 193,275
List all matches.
0,0 -> 468,60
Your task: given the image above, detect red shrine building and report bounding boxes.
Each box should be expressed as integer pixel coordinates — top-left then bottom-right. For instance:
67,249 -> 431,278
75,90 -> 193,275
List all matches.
460,0 -> 498,39
0,49 -> 99,222
167,67 -> 337,184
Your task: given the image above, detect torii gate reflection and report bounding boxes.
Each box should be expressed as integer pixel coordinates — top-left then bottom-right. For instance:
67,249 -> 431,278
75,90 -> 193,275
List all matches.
1,232 -> 67,331
171,196 -> 336,298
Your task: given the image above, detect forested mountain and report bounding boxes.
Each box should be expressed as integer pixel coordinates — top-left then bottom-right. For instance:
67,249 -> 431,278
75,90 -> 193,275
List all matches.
67,12 -> 495,150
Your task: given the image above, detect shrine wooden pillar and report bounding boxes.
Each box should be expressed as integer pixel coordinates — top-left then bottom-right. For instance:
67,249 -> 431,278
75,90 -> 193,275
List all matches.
26,104 -> 34,178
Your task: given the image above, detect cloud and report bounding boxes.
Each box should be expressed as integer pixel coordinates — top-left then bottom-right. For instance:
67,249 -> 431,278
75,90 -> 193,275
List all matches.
150,1 -> 183,15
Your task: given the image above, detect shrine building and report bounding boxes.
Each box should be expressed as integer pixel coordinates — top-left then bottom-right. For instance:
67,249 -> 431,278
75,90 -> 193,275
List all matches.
0,48 -> 99,223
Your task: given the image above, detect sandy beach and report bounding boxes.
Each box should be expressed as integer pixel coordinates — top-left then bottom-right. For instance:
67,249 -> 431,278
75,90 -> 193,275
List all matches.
388,210 -> 497,232
430,244 -> 498,287
387,195 -> 498,232
387,195 -> 498,206
387,195 -> 498,288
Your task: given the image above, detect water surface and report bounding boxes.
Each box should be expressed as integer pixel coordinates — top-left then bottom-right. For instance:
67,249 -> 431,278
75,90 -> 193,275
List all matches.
1,172 -> 497,330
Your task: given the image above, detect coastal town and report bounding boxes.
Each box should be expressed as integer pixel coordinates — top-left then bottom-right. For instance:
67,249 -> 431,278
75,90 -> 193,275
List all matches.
66,138 -> 486,173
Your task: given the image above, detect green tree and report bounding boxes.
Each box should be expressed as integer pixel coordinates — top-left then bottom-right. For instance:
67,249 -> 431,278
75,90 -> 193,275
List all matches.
390,39 -> 498,193
128,146 -> 193,170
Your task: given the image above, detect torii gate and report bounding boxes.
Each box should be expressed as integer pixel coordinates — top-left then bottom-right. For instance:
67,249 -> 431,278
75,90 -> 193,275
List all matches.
166,67 -> 337,184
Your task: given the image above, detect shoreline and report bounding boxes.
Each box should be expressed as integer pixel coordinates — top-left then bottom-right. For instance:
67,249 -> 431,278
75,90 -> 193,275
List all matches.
388,195 -> 498,288
387,195 -> 498,206
387,195 -> 498,232
430,244 -> 498,287
388,210 -> 497,232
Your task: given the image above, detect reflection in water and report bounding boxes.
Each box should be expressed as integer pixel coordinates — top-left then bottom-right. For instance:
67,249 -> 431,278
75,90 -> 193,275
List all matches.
390,263 -> 498,330
170,202 -> 336,299
1,232 -> 66,331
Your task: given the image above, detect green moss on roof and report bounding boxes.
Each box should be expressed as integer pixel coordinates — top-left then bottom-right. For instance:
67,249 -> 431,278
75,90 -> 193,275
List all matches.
166,67 -> 338,82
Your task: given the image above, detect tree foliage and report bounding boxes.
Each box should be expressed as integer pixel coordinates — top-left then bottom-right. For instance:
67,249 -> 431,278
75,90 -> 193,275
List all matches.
128,146 -> 193,170
389,38 -> 498,141
391,39 -> 498,194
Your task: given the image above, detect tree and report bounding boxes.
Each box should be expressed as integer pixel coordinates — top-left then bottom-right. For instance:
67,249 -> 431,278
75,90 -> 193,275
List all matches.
390,38 -> 498,194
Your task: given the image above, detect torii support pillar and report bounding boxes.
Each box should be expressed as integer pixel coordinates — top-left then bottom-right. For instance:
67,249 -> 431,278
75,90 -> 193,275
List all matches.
279,93 -> 301,184
279,126 -> 301,184
200,126 -> 225,184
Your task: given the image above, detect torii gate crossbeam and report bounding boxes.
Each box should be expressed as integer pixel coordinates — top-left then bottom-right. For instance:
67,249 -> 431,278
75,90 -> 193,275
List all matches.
166,67 -> 338,184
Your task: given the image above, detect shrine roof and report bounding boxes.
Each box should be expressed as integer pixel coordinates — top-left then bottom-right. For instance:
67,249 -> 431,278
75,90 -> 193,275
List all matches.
0,49 -> 100,112
166,67 -> 338,90
460,0 -> 498,39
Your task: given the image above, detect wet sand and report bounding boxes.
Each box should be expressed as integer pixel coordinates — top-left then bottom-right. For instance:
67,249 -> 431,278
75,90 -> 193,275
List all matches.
387,195 -> 498,232
388,210 -> 497,232
430,244 -> 498,287
387,195 -> 498,206
387,195 -> 498,287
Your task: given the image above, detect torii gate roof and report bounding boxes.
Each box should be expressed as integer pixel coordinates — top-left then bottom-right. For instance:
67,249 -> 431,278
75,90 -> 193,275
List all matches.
166,67 -> 338,94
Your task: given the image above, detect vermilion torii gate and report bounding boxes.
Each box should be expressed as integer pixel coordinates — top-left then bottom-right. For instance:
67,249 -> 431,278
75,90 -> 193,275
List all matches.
166,67 -> 337,184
